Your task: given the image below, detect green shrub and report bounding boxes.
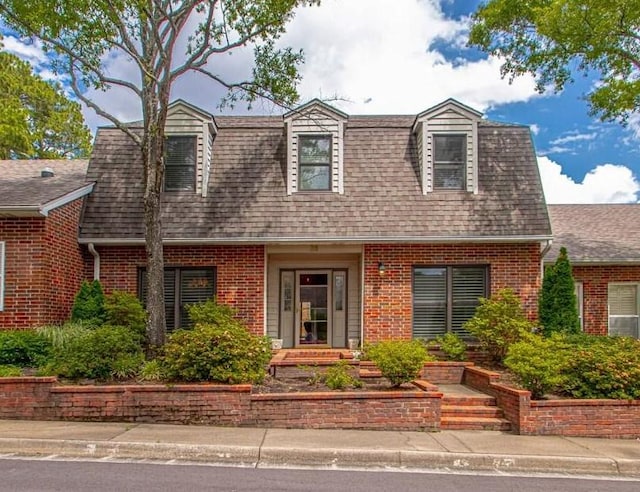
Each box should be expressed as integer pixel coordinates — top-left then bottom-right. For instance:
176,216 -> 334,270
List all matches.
47,325 -> 144,381
324,360 -> 362,390
160,321 -> 271,384
562,336 -> 640,400
367,340 -> 431,387
434,332 -> 467,361
505,333 -> 571,399
539,247 -> 581,336
463,288 -> 535,363
70,280 -> 106,326
37,323 -> 90,352
138,359 -> 164,382
0,365 -> 22,377
187,299 -> 237,327
0,330 -> 51,367
104,290 -> 147,337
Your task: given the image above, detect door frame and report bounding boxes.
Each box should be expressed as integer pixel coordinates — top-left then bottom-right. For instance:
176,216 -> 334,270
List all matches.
295,269 -> 332,347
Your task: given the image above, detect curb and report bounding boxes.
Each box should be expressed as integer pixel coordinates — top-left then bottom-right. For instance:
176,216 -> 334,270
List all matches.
0,438 -> 638,477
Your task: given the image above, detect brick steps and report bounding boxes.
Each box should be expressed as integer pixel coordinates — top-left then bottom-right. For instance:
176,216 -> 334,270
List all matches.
440,395 -> 512,431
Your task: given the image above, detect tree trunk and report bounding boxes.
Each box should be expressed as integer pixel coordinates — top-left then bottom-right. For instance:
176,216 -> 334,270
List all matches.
143,131 -> 167,350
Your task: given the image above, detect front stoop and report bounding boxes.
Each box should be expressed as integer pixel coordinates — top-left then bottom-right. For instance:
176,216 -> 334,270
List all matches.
441,394 -> 512,431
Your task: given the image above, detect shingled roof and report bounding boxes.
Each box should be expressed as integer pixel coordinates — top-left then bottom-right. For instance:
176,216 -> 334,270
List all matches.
547,204 -> 640,264
0,159 -> 93,217
79,116 -> 551,243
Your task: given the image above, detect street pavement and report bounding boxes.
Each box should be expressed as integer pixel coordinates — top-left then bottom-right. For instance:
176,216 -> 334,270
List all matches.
0,419 -> 638,477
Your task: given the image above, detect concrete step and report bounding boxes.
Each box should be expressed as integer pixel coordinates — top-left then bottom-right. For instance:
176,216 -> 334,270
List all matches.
440,416 -> 512,431
442,395 -> 496,406
441,404 -> 504,419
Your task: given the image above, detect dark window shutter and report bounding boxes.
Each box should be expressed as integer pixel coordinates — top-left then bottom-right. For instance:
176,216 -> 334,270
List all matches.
413,268 -> 447,338
451,267 -> 486,337
164,269 -> 177,330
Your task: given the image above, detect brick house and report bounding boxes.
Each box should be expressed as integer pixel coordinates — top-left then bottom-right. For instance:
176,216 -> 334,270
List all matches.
0,160 -> 93,328
547,204 -> 640,338
72,98 -> 551,347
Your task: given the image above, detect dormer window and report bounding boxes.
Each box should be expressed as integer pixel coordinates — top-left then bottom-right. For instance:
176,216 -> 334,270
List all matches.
164,135 -> 196,192
433,135 -> 466,190
299,135 -> 332,191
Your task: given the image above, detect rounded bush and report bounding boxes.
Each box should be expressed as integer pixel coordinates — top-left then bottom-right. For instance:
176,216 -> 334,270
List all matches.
0,330 -> 51,367
160,322 -> 271,384
367,340 -> 431,387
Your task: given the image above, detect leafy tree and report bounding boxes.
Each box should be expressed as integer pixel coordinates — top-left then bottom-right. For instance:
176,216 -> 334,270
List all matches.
0,49 -> 91,159
0,0 -> 319,349
468,0 -> 640,124
539,247 -> 581,336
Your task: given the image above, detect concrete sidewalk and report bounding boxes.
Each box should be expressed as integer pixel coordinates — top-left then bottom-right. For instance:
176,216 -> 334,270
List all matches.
0,420 -> 639,477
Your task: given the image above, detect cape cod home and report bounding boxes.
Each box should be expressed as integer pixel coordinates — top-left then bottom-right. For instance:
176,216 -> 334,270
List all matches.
6,97 -> 616,347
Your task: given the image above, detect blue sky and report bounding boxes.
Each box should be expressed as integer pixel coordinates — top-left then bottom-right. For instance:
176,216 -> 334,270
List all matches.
3,0 -> 639,203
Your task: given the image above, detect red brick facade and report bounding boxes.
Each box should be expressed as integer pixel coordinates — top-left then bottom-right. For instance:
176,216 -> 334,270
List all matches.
572,265 -> 640,336
93,245 -> 265,335
0,199 -> 85,328
363,243 -> 542,342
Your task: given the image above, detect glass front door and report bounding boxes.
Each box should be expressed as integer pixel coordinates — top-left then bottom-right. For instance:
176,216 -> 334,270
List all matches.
298,271 -> 330,345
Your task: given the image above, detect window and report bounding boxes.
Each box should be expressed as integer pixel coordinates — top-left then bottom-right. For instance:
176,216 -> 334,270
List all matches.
298,135 -> 331,190
0,241 -> 4,311
165,136 -> 196,191
139,267 -> 215,330
413,266 -> 487,339
433,134 -> 466,190
608,283 -> 639,338
575,282 -> 583,330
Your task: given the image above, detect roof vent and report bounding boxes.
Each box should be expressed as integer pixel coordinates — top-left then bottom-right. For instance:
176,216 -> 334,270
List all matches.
41,167 -> 54,178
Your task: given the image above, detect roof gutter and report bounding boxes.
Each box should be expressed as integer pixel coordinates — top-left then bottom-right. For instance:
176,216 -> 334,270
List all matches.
540,239 -> 553,279
78,234 -> 554,246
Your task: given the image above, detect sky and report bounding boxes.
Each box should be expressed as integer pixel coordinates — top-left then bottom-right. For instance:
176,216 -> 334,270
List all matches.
3,0 -> 639,204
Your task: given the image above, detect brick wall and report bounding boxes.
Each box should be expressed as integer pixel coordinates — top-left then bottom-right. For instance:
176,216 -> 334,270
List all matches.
363,243 -> 541,342
0,199 -> 84,329
93,245 -> 265,335
250,392 -> 441,430
573,265 -> 640,336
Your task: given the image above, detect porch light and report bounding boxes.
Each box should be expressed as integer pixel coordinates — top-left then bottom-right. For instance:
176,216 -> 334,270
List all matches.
378,262 -> 386,276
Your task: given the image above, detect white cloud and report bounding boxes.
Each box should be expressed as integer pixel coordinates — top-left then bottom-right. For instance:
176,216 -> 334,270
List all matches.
2,36 -> 47,64
280,0 -> 539,114
529,124 -> 540,136
549,132 -> 597,146
538,156 -> 639,204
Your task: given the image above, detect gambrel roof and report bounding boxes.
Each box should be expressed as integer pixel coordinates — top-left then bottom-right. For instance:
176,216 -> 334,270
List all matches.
79,107 -> 551,244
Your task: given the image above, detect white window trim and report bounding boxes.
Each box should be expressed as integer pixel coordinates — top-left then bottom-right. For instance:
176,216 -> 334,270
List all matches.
0,241 -> 4,311
608,282 -> 640,338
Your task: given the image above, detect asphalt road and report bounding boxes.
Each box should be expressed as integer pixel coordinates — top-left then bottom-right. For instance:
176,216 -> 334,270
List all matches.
1,459 -> 639,492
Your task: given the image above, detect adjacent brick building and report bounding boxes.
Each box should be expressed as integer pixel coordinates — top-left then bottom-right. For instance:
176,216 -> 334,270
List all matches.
0,160 -> 93,328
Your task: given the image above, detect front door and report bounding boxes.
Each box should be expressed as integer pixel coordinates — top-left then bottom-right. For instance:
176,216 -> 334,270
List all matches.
297,271 -> 330,346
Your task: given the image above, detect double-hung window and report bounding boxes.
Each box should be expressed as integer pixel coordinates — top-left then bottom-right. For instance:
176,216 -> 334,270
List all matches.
413,266 -> 487,339
0,241 -> 4,311
164,136 -> 196,191
433,134 -> 466,190
298,135 -> 331,191
140,267 -> 215,330
608,283 -> 639,338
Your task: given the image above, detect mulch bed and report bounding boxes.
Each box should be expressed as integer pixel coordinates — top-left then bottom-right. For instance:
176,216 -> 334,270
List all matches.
252,375 -> 417,394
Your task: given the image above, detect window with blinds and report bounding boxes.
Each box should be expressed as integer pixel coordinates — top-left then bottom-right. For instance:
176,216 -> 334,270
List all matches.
608,284 -> 639,338
139,267 -> 215,330
164,136 -> 196,191
413,266 -> 487,339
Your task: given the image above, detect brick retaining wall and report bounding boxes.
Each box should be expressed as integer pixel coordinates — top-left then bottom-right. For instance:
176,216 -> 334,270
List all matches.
462,366 -> 640,438
250,391 -> 441,430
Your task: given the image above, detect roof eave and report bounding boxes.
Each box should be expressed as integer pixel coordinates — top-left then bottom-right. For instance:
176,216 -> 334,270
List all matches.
79,234 -> 553,246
